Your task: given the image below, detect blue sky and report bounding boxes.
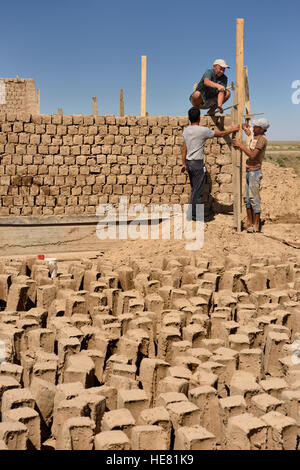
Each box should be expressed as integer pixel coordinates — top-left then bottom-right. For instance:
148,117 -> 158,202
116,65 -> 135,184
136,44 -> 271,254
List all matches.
1,0 -> 300,140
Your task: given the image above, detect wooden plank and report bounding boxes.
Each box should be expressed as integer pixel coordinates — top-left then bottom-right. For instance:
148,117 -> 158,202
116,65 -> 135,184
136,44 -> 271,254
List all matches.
120,88 -> 124,116
243,66 -> 251,147
231,88 -> 239,229
235,18 -> 244,232
92,97 -> 98,116
141,55 -> 147,117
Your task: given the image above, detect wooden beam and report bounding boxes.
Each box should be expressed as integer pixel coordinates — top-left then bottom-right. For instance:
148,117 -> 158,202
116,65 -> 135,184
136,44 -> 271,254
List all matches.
92,97 -> 98,116
140,55 -> 147,117
243,66 -> 251,147
233,18 -> 244,232
120,88 -> 124,116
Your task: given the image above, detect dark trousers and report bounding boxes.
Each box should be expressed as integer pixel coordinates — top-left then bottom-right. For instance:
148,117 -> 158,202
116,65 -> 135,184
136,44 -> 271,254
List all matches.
186,159 -> 206,221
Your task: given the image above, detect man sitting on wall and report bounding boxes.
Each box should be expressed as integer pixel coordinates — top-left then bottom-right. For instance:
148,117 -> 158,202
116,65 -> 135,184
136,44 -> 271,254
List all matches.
182,107 -> 239,221
190,59 -> 231,115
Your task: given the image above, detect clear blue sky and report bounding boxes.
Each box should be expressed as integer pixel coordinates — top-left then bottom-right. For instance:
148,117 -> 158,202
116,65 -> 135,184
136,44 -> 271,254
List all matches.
1,0 -> 300,140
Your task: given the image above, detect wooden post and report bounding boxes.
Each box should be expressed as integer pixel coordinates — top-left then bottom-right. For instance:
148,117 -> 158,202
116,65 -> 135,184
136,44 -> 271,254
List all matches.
233,18 -> 244,232
58,108 -> 63,116
120,88 -> 124,116
141,55 -> 147,117
37,89 -> 40,114
243,66 -> 251,146
92,97 -> 98,116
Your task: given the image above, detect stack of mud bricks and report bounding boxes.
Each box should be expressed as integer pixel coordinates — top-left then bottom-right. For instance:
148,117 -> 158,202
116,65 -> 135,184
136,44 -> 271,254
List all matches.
0,113 -> 233,217
0,251 -> 300,450
0,79 -> 38,115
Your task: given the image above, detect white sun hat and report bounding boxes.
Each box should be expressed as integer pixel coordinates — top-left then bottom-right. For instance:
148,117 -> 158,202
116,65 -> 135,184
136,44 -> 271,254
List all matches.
252,118 -> 270,130
213,59 -> 230,69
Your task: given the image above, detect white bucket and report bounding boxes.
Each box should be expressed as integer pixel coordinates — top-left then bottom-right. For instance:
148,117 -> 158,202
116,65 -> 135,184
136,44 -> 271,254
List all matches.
45,258 -> 57,278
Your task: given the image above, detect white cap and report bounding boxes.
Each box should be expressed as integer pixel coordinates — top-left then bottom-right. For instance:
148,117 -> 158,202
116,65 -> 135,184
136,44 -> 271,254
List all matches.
213,59 -> 230,69
252,118 -> 270,130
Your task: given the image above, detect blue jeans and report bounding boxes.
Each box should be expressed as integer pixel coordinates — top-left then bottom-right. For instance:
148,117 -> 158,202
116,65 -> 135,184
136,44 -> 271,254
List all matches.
186,160 -> 206,220
244,169 -> 262,214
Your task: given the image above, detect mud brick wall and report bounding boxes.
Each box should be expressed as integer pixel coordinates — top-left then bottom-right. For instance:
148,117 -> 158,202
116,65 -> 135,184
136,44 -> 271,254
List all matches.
0,79 -> 39,115
0,113 -> 234,217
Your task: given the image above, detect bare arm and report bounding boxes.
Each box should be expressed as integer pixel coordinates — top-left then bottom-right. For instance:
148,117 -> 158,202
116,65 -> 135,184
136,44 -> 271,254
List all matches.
214,124 -> 239,138
233,141 -> 260,159
204,78 -> 225,91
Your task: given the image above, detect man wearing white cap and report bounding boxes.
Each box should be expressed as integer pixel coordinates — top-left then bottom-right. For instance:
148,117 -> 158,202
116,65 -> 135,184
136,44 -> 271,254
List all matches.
233,118 -> 270,233
190,59 -> 231,114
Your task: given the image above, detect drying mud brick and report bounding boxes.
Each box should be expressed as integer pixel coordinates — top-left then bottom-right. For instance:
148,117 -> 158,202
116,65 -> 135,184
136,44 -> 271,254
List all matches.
94,430 -> 131,450
174,425 -> 216,450
0,421 -> 28,450
131,425 -> 169,450
0,251 -> 300,450
226,413 -> 268,450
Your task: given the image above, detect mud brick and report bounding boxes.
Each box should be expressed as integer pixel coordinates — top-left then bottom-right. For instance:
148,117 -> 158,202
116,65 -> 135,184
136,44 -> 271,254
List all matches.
37,285 -> 56,310
57,417 -> 95,450
167,366 -> 192,383
57,337 -> 81,364
6,283 -> 29,311
261,411 -> 297,450
188,347 -> 212,363
166,401 -> 200,431
230,371 -> 262,410
138,407 -> 172,447
182,324 -> 206,347
5,407 -> 41,449
0,376 -> 20,412
259,378 -> 288,399
117,389 -> 149,421
189,385 -> 221,442
170,341 -> 192,363
26,328 -> 54,353
226,413 -> 268,450
101,408 -> 136,439
264,331 -> 289,376
94,430 -> 130,450
251,393 -> 286,417
1,388 -> 35,420
201,339 -> 225,353
238,349 -> 264,380
64,354 -> 95,388
32,361 -> 57,385
0,422 -> 28,450
130,425 -> 168,451
218,396 -> 246,448
81,349 -> 105,383
157,327 -> 181,362
0,363 -> 23,384
139,358 -> 169,407
53,395 -> 86,437
157,377 -> 189,397
228,334 -> 250,352
281,390 -> 300,424
174,425 -> 216,451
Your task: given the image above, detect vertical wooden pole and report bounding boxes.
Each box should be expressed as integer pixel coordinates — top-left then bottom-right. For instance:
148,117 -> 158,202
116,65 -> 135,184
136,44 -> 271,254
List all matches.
37,89 -> 40,113
92,97 -> 98,116
234,18 -> 244,232
120,88 -> 124,116
243,66 -> 251,145
58,108 -> 63,116
141,55 -> 147,117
